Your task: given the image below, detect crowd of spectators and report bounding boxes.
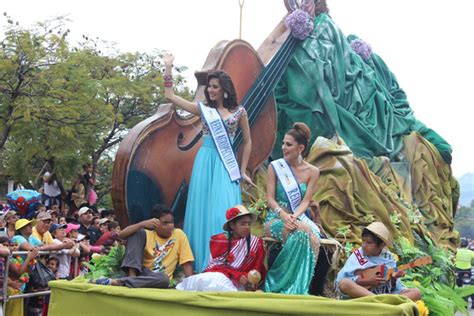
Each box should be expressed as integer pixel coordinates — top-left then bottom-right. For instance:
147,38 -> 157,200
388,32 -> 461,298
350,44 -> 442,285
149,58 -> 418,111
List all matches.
0,163 -> 122,316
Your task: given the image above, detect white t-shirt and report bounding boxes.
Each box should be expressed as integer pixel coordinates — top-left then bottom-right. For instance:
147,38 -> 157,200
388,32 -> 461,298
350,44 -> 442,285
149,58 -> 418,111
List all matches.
51,239 -> 79,279
43,172 -> 61,197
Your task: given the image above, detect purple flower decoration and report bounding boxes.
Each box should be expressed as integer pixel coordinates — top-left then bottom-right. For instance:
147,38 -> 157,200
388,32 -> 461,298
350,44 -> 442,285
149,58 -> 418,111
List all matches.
285,9 -> 314,40
350,39 -> 372,61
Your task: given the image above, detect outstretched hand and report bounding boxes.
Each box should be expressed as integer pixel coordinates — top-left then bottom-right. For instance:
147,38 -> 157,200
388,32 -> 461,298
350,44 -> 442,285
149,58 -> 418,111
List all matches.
241,173 -> 257,188
163,52 -> 174,67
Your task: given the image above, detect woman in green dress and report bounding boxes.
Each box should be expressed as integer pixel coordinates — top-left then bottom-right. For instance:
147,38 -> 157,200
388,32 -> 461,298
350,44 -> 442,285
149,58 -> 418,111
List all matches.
264,122 -> 321,295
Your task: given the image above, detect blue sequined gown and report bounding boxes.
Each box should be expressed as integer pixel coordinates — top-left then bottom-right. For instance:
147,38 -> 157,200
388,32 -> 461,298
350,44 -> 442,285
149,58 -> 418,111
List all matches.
184,106 -> 246,272
264,182 -> 321,294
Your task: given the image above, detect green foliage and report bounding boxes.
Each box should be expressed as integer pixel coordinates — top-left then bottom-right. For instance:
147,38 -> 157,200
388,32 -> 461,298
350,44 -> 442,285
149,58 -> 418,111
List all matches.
0,15 -> 192,205
389,210 -> 401,229
83,245 -> 126,279
248,198 -> 268,223
455,203 -> 474,239
391,233 -> 470,315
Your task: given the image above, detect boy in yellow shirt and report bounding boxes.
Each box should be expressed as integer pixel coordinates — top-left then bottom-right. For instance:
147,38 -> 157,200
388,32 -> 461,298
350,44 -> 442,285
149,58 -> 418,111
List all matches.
90,205 -> 194,288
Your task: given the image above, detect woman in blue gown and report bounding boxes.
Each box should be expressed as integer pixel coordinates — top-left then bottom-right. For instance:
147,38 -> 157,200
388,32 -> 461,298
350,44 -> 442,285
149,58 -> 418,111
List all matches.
265,122 -> 321,294
163,53 -> 253,272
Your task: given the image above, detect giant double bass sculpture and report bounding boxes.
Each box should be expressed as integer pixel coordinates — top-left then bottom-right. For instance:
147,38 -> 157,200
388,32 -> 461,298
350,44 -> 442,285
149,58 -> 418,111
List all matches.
112,0 -> 315,227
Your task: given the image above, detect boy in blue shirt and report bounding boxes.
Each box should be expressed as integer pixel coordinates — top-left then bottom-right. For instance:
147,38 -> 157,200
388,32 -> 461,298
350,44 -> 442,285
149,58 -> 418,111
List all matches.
336,222 -> 421,301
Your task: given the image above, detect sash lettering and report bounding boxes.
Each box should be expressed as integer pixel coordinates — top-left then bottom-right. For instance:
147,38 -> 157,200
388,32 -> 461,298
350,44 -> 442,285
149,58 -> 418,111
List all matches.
270,158 -> 314,228
199,102 -> 241,182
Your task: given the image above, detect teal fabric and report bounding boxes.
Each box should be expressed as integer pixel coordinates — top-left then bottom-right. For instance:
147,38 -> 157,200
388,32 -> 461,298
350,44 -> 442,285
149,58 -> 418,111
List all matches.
184,136 -> 242,273
264,183 -> 318,295
272,14 -> 452,164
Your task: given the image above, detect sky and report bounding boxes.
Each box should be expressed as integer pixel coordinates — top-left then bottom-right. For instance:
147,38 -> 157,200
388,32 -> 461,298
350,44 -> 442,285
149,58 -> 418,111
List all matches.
2,0 -> 473,177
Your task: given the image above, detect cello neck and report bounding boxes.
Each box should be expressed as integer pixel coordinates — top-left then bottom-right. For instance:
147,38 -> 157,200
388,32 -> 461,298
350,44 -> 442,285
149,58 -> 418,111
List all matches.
233,33 -> 300,149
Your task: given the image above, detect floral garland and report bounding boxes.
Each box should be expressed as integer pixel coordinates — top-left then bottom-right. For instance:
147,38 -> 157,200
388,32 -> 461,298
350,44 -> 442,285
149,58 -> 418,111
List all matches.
10,255 -> 36,283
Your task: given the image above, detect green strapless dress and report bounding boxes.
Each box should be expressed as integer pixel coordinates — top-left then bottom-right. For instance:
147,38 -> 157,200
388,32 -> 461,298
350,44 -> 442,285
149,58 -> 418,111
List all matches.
264,182 -> 320,295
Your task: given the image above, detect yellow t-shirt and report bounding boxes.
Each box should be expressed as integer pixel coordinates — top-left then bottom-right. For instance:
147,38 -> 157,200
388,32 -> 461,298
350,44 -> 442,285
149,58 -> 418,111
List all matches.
32,226 -> 54,245
143,228 -> 194,279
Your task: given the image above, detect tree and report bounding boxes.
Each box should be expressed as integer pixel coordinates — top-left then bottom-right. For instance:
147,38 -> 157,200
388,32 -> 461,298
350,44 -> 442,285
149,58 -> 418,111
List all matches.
0,16 -> 113,184
454,203 -> 474,239
0,15 -> 193,208
73,39 -> 192,206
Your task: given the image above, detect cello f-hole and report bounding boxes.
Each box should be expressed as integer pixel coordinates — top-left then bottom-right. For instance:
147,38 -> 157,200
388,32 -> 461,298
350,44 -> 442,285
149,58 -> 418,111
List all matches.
177,130 -> 204,151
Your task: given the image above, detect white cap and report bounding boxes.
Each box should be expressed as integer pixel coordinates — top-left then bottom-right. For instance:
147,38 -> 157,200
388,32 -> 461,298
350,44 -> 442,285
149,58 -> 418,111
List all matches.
78,207 -> 92,216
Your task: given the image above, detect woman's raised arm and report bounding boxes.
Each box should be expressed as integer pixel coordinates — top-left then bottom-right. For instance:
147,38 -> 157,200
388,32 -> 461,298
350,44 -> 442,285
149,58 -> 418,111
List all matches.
163,53 -> 200,115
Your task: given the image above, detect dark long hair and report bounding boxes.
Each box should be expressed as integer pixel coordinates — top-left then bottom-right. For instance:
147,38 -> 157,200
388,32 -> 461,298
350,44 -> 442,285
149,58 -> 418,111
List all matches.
204,70 -> 238,110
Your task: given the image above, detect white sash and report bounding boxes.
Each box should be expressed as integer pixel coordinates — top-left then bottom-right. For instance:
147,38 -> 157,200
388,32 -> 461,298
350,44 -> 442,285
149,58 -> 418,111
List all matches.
271,158 -> 315,227
199,102 -> 241,182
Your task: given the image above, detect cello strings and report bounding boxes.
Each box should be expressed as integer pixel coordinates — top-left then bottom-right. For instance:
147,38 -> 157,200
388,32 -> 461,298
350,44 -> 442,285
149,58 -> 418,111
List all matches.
235,36 -> 294,136
243,36 -> 293,117
245,37 -> 297,123
234,35 -> 298,148
235,37 -> 297,147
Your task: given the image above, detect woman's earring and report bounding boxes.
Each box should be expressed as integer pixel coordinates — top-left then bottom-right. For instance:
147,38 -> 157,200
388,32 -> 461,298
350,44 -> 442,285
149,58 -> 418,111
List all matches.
298,153 -> 303,164
224,92 -> 228,99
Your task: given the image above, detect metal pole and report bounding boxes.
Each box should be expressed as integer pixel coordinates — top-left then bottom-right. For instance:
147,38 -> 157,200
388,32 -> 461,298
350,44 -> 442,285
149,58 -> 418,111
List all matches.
73,256 -> 78,277
239,0 -> 245,39
7,290 -> 50,300
0,249 -> 73,314
1,255 -> 10,316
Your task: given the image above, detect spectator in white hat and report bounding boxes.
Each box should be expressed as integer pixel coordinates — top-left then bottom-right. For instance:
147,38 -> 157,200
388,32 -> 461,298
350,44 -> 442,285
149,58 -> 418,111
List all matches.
77,207 -> 101,245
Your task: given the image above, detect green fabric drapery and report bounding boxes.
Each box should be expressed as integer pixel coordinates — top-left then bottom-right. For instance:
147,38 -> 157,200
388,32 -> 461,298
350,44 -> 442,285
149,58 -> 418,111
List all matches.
272,14 -> 452,165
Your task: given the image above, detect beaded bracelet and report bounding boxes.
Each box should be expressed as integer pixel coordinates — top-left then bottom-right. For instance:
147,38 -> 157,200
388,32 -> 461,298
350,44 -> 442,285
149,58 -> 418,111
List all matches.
164,74 -> 173,88
273,207 -> 282,216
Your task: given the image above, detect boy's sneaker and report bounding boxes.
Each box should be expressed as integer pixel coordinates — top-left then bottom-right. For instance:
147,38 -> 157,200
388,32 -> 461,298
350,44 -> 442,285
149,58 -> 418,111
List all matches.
89,278 -> 112,285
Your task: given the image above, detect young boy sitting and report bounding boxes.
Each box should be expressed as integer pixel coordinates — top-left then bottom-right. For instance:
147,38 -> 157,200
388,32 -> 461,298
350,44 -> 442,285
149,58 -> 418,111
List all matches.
90,204 -> 194,288
177,205 -> 266,291
336,222 -> 421,301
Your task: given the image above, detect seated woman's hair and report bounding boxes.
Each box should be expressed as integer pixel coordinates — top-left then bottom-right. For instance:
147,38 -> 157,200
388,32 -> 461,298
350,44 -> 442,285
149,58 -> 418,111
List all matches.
151,204 -> 173,219
286,122 -> 312,157
362,228 -> 384,247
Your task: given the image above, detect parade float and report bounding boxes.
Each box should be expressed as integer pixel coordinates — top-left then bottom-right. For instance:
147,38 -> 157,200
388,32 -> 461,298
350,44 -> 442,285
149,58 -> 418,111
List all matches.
49,0 -> 473,315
